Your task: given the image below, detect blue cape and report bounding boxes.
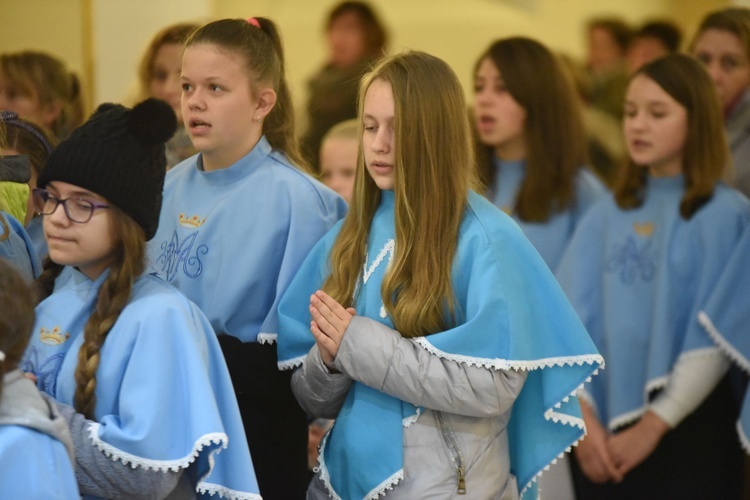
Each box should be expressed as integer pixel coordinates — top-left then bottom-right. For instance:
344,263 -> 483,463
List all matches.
698,225 -> 750,451
489,159 -> 606,271
147,135 -> 346,343
557,176 -> 750,429
22,267 -> 260,499
278,190 -> 603,499
0,210 -> 41,280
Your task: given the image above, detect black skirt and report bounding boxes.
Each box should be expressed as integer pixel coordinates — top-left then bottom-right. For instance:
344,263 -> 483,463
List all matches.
570,374 -> 744,500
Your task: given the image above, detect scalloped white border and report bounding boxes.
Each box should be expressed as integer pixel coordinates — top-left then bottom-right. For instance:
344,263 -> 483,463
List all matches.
413,337 -> 603,497
699,311 -> 750,374
198,482 -> 262,500
606,347 -> 722,431
256,333 -> 277,345
88,423 -> 228,472
278,355 -> 305,371
412,337 -> 604,372
88,423 -> 259,498
306,332 -> 605,499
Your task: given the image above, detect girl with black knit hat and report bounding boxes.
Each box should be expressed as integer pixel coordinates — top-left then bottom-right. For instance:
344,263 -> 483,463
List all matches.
21,98 -> 261,499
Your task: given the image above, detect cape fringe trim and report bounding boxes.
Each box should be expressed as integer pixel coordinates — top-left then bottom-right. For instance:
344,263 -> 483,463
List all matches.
315,426 -> 405,499
520,410 -> 587,497
412,337 -> 604,372
256,333 -> 277,345
607,346 -> 724,431
278,355 -> 306,371
410,337 -> 603,497
403,407 -> 422,428
87,423 -> 228,472
699,311 -> 750,374
737,419 -> 750,455
198,482 -> 262,500
316,432 -> 342,500
365,469 -> 405,500
609,407 -> 646,431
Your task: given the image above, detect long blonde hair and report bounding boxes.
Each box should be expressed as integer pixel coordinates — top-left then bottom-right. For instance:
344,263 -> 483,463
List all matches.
37,209 -> 145,419
323,51 -> 477,338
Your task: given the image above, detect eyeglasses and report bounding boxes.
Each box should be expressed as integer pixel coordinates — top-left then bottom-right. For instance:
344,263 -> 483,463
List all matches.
32,188 -> 110,223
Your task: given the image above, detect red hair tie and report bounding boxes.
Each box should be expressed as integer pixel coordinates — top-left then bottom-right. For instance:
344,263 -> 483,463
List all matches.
247,17 -> 261,28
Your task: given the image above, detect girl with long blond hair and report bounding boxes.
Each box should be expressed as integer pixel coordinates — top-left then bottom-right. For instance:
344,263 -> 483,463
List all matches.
557,54 -> 750,498
278,50 -> 603,499
22,99 -> 260,499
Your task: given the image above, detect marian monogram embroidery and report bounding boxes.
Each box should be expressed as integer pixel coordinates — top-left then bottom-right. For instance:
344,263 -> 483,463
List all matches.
157,230 -> 208,281
21,345 -> 64,396
606,235 -> 656,285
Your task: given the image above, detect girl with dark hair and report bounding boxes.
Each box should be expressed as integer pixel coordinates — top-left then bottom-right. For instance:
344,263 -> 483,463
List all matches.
474,37 -> 606,271
557,54 -> 750,499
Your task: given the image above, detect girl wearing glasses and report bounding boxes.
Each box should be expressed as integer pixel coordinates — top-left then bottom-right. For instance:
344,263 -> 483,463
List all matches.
22,98 -> 260,499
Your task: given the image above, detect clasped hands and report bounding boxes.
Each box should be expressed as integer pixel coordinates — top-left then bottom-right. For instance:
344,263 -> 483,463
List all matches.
309,290 -> 356,369
576,402 -> 669,484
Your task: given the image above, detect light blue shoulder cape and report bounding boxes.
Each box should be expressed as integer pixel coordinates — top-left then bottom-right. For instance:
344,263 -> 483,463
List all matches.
556,176 -> 750,429
278,190 -> 603,499
0,210 -> 41,280
699,225 -> 750,451
147,135 -> 347,343
22,267 -> 260,499
489,158 -> 607,271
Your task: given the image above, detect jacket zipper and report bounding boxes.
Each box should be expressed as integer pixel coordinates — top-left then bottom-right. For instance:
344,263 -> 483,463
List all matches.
435,411 -> 467,495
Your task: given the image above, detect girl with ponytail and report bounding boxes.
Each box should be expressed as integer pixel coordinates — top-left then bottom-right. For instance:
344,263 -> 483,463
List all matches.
23,99 -> 260,499
277,50 -> 603,499
148,17 -> 347,498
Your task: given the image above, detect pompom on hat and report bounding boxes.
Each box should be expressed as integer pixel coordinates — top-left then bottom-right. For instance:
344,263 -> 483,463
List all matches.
37,98 -> 177,240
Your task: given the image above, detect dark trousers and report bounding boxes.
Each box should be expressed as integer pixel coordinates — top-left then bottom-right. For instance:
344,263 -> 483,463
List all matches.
219,335 -> 311,500
570,375 -> 744,500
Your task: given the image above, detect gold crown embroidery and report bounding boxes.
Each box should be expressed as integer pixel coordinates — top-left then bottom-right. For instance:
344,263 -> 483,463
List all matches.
633,221 -> 655,237
178,213 -> 207,228
40,326 -> 71,345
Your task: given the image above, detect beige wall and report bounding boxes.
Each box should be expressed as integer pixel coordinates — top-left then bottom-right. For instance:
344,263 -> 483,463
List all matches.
0,0 -> 731,122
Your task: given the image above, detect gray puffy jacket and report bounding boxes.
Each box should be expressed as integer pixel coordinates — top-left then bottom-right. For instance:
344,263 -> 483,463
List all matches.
292,316 -> 528,499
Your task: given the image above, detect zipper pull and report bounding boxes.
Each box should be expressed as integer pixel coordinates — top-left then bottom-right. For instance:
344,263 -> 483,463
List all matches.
457,466 -> 466,494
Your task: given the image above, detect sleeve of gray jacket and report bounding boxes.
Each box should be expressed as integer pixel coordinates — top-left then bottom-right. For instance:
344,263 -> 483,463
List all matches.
292,343 -> 354,419
51,398 -> 184,500
332,316 -> 528,418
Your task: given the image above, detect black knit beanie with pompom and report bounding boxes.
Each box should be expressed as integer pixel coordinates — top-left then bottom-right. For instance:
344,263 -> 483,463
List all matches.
38,98 -> 177,240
